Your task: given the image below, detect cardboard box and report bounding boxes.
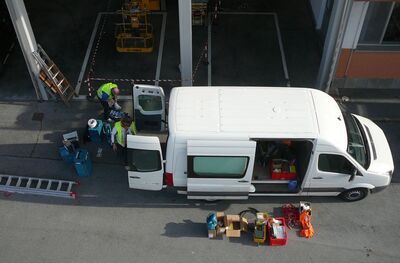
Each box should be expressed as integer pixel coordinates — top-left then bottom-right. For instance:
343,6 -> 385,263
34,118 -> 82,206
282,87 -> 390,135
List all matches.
224,215 -> 248,237
208,212 -> 225,238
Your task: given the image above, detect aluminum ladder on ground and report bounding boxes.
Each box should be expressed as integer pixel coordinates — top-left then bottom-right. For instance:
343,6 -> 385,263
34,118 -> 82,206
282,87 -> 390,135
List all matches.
32,44 -> 76,106
0,174 -> 78,199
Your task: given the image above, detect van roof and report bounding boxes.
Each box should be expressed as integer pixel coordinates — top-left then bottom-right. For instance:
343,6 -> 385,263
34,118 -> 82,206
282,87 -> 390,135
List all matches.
168,87 -> 347,150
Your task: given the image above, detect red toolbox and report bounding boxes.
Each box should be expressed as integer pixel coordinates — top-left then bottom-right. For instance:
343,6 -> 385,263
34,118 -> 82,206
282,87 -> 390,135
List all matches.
267,217 -> 288,246
270,159 -> 297,180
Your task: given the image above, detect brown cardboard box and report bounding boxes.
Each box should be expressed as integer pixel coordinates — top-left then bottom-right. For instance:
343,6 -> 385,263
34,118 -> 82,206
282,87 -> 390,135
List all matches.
224,215 -> 242,237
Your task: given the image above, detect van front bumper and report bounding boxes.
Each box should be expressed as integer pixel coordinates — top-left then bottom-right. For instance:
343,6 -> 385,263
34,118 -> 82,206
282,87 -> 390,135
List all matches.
370,185 -> 389,194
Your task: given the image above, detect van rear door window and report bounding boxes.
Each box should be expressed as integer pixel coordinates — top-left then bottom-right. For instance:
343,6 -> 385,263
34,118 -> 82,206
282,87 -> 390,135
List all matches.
138,95 -> 162,111
189,156 -> 249,178
128,149 -> 161,172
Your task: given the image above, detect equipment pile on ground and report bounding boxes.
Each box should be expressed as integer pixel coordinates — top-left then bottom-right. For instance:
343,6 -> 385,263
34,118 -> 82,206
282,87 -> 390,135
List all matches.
206,202 -> 314,245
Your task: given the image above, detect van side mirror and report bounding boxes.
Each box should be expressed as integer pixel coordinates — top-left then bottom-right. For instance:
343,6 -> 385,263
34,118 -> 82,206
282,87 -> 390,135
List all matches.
349,168 -> 358,182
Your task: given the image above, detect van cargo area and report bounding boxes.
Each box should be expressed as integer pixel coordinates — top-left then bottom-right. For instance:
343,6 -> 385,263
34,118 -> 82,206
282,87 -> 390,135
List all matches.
252,139 -> 314,193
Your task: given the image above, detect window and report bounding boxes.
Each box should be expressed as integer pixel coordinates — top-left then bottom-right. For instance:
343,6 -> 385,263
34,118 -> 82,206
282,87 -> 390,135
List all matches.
341,112 -> 369,168
358,2 -> 400,47
138,95 -> 162,111
128,149 -> 161,172
384,3 -> 400,42
189,156 -> 249,178
318,154 -> 353,174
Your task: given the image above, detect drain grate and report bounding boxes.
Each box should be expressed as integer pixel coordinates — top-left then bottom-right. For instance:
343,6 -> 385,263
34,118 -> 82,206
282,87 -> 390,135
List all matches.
32,112 -> 44,121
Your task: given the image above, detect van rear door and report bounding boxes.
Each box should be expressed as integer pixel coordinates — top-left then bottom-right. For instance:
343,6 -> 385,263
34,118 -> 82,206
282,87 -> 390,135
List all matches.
127,135 -> 164,191
186,140 -> 256,200
132,84 -> 166,131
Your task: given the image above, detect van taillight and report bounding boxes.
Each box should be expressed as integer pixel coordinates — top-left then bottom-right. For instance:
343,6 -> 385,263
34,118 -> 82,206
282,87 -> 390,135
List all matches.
164,172 -> 174,186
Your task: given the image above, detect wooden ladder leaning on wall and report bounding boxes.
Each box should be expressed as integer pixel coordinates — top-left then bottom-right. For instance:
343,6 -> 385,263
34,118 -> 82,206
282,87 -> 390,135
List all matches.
32,44 -> 76,106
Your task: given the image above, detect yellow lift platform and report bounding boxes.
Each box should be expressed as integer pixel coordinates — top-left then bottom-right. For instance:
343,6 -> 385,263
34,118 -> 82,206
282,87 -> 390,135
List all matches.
192,0 -> 208,26
115,0 -> 156,53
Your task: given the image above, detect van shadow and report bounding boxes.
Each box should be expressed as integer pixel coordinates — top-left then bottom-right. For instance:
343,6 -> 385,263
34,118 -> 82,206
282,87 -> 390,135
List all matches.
162,220 -> 206,238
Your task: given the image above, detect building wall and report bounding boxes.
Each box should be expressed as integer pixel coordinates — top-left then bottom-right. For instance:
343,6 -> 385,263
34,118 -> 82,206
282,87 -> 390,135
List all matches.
333,0 -> 400,90
336,49 -> 400,78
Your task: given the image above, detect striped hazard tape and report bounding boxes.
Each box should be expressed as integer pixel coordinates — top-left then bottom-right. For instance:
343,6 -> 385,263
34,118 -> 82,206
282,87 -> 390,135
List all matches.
85,77 -> 183,83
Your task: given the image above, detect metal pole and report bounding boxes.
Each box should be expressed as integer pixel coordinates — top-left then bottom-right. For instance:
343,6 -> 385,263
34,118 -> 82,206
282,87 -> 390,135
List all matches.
155,13 -> 167,86
178,0 -> 193,86
5,0 -> 48,100
315,0 -> 351,92
160,0 -> 166,11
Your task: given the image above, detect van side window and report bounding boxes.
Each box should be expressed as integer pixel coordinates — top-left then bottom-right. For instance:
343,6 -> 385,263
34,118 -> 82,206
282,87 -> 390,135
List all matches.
128,149 -> 161,172
318,154 -> 353,174
188,156 -> 249,178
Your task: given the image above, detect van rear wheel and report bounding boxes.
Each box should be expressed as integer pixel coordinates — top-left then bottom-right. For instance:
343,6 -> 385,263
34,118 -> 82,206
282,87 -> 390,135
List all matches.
340,188 -> 368,202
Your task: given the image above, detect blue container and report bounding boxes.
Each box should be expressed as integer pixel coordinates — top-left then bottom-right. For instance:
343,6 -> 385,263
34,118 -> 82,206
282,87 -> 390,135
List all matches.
74,149 -> 92,177
288,180 -> 298,191
103,122 -> 112,146
206,213 -> 217,230
59,146 -> 75,164
88,120 -> 103,143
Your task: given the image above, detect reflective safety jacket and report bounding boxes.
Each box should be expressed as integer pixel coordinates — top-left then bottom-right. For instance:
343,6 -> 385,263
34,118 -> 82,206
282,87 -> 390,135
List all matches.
97,82 -> 117,102
113,121 -> 137,146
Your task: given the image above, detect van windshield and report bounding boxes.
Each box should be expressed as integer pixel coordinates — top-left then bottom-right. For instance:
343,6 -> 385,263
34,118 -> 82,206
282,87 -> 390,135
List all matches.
341,110 -> 370,169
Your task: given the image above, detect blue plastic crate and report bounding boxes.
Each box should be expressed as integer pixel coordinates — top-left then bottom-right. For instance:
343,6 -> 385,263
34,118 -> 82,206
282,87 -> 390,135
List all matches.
88,119 -> 103,143
59,146 -> 75,164
74,149 -> 92,177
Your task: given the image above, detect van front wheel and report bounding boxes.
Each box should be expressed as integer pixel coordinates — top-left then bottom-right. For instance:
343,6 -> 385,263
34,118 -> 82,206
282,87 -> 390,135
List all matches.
340,188 -> 369,202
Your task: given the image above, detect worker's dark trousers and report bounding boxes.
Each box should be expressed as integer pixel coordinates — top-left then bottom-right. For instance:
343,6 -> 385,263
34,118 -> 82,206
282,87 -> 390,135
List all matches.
98,96 -> 110,120
116,143 -> 128,165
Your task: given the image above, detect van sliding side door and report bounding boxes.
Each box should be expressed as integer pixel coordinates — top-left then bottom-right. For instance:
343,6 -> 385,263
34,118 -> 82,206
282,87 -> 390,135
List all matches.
127,135 -> 164,191
187,140 -> 256,200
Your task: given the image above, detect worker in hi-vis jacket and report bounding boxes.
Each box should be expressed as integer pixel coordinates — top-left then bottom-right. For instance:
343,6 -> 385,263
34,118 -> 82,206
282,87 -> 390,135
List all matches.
97,82 -> 121,121
111,116 -> 137,164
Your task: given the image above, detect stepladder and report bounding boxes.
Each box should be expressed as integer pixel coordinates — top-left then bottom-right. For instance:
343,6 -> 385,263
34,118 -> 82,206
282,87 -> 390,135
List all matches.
0,174 -> 78,199
32,44 -> 76,106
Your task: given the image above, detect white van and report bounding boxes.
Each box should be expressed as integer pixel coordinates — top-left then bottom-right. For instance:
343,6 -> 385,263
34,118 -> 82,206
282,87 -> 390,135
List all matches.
127,85 -> 394,201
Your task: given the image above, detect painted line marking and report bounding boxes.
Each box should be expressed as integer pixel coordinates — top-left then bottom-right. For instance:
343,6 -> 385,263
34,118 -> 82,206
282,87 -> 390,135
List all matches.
75,13 -> 102,94
273,13 -> 290,86
213,12 -> 291,86
75,95 -> 132,101
219,11 -> 277,15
